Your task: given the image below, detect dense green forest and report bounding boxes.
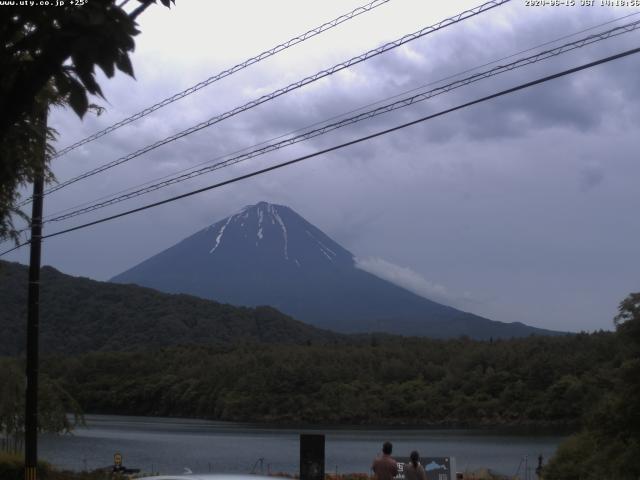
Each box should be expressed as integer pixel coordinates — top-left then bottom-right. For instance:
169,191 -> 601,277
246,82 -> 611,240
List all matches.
25,332 -> 615,426
543,292 -> 640,480
0,261 -> 344,355
2,253 -> 638,477
15,292 -> 633,480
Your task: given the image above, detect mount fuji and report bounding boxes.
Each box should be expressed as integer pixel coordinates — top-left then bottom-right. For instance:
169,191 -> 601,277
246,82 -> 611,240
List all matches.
111,202 -> 556,339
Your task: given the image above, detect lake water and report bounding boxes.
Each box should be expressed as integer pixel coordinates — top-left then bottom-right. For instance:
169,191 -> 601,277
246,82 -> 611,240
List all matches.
39,415 -> 567,477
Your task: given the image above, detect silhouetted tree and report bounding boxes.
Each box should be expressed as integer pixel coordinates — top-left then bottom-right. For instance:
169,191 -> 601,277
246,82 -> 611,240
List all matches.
544,292 -> 640,480
0,0 -> 175,242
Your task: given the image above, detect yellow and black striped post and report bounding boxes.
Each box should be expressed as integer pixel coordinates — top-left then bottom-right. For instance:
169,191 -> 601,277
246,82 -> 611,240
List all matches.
25,466 -> 38,480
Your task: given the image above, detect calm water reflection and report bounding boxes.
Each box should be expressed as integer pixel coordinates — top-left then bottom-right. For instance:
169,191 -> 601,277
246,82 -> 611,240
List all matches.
39,415 -> 567,476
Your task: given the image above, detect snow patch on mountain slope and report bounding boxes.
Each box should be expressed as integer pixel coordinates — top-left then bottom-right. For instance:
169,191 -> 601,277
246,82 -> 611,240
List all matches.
269,205 -> 289,260
209,216 -> 233,254
305,229 -> 336,262
257,207 -> 264,240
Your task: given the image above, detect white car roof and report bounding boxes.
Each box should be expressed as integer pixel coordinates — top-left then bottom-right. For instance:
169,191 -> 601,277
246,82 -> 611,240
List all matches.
138,475 -> 287,480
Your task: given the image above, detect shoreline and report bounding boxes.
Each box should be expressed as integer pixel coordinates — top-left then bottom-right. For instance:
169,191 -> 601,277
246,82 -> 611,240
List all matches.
38,414 -> 566,476
73,412 -> 578,435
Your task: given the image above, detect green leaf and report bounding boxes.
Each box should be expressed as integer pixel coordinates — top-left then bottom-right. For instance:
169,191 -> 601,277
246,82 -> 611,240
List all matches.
74,66 -> 103,98
53,72 -> 71,96
68,82 -> 88,118
115,52 -> 134,77
96,55 -> 115,78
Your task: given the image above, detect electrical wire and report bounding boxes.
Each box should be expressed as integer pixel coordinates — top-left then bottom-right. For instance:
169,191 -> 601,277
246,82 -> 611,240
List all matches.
16,0 -> 510,207
39,19 -> 640,224
3,44 -> 638,257
39,10 -> 640,223
52,0 -> 394,159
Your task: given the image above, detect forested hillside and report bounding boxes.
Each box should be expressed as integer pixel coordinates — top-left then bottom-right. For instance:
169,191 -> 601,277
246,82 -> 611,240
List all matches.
0,261 -> 344,355
35,331 -> 615,427
544,293 -> 640,479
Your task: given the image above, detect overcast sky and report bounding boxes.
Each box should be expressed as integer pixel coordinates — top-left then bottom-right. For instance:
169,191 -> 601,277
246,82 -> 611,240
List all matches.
4,0 -> 640,332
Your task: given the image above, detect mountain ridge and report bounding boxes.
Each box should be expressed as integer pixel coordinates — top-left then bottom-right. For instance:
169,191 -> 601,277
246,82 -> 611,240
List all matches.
111,201 -> 560,339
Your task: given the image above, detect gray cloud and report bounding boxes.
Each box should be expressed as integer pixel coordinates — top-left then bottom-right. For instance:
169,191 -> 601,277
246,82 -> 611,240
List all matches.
355,256 -> 480,310
5,1 -> 640,334
579,160 -> 606,190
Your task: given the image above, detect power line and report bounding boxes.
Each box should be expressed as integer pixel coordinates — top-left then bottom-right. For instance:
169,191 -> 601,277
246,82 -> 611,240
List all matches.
6,9 -> 636,241
17,0 -> 510,207
52,0 -> 394,159
39,10 -> 640,224
352,11 -> 640,114
1,242 -> 26,257
3,44 -> 638,257
40,19 -> 640,224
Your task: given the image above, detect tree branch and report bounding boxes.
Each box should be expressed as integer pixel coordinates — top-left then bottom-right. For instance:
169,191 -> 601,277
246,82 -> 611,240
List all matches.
128,1 -> 154,21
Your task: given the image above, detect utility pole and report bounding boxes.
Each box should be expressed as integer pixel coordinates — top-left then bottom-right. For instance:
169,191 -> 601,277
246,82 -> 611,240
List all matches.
25,105 -> 46,480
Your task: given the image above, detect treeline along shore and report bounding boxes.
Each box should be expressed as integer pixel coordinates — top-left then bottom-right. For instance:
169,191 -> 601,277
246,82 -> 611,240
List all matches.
26,331 -> 617,427
2,292 -> 639,479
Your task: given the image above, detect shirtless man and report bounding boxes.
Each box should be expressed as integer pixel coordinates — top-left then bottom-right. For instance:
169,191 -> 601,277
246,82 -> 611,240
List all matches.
372,441 -> 398,480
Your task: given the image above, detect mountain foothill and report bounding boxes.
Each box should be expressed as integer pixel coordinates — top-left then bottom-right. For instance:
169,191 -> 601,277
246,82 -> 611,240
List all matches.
1,202 -> 560,355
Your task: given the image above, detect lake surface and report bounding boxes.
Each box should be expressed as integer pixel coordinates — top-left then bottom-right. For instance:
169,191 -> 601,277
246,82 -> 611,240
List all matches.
40,415 -> 566,477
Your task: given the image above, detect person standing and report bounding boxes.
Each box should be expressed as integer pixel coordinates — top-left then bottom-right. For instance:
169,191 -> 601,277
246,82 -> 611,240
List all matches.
403,451 -> 427,480
372,441 -> 398,480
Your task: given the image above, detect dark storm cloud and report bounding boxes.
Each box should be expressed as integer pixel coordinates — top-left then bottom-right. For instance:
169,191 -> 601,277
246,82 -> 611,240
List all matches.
40,4 -> 640,224
6,1 -> 639,334
210,7 -> 640,168
57,4 -> 638,188
368,21 -> 640,140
